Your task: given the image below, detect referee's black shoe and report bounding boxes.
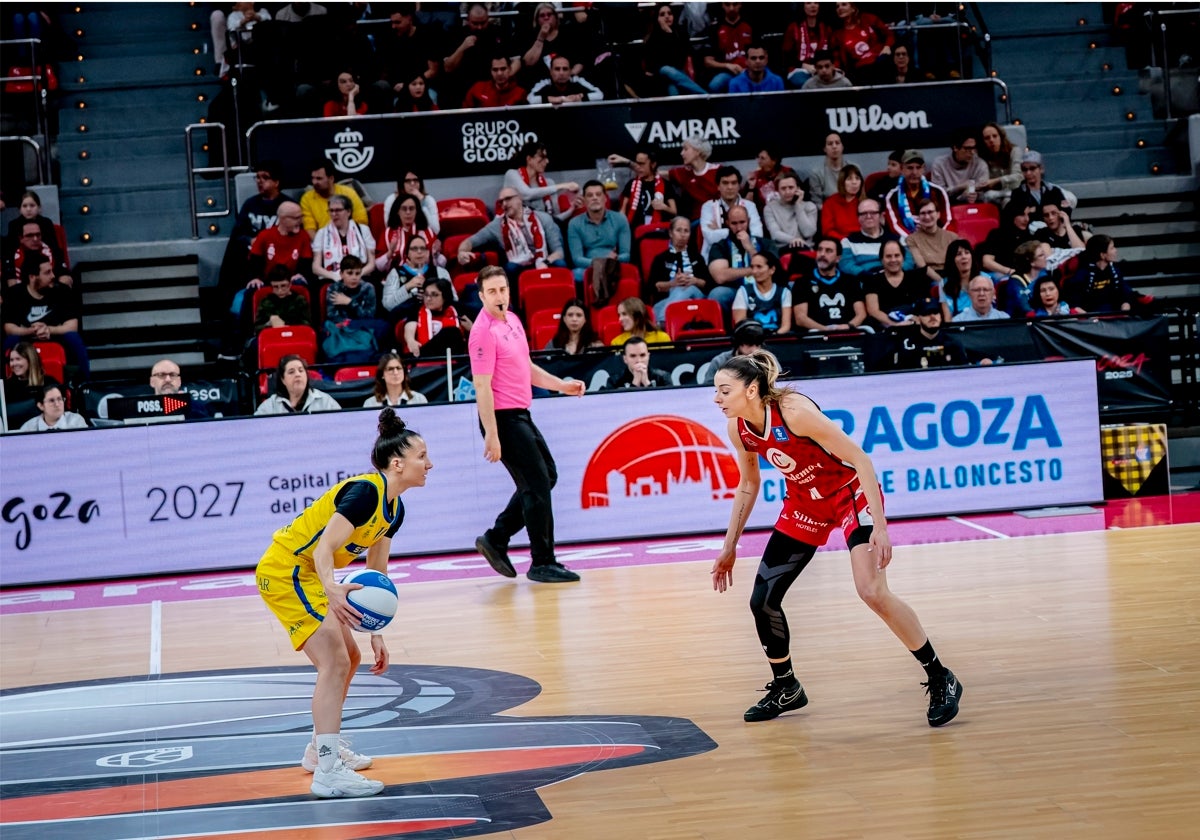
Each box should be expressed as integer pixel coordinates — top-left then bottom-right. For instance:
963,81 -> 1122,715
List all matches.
475,534 -> 517,578
923,670 -> 963,727
526,562 -> 580,583
744,678 -> 808,722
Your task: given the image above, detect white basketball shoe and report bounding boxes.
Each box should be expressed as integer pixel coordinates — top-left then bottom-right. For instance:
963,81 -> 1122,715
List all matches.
310,760 -> 385,798
302,738 -> 373,772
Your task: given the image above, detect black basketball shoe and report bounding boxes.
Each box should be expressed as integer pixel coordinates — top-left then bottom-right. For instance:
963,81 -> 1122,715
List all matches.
923,669 -> 963,727
743,678 -> 809,722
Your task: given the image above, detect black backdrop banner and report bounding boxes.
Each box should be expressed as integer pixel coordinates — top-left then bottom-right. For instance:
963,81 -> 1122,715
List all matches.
247,81 -> 1001,184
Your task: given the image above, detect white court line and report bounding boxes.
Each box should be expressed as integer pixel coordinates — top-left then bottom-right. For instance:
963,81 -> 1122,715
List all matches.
947,516 -> 1011,539
149,600 -> 162,675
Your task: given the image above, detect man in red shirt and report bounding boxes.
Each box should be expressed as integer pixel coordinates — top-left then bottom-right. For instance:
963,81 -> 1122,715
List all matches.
702,1 -> 754,92
462,55 -> 527,109
246,201 -> 313,288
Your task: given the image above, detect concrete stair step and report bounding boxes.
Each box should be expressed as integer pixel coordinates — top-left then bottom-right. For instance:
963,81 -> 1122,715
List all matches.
982,2 -> 1107,36
72,53 -> 208,86
1034,147 -> 1181,181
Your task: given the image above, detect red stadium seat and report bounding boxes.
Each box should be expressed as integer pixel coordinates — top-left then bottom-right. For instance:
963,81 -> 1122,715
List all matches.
664,300 -> 726,340
258,325 -> 317,372
437,197 -> 490,238
633,221 -> 671,241
863,170 -> 891,198
638,237 -> 669,283
522,284 -> 575,318
53,224 -> 70,269
444,233 -> 500,277
583,263 -> 642,308
593,304 -> 622,344
953,216 -> 1000,248
528,308 -> 562,350
518,266 -> 575,311
367,202 -> 387,242
334,365 -> 376,382
32,342 -> 67,382
955,202 -> 1001,221
452,270 -> 479,297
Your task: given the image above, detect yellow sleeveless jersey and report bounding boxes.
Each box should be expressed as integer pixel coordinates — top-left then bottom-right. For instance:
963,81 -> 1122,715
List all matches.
270,471 -> 403,569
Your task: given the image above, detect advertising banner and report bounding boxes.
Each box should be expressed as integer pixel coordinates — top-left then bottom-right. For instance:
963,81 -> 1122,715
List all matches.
247,81 -> 1001,184
0,360 -> 1101,587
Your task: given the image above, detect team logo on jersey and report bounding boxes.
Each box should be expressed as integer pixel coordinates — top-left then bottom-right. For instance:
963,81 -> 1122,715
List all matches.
771,426 -> 790,442
0,666 -> 715,839
580,415 -> 741,508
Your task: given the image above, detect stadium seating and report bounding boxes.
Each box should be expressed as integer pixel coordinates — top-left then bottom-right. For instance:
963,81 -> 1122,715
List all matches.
518,266 -> 575,312
258,325 -> 317,371
528,308 -> 562,350
333,365 -> 376,383
638,236 -> 669,283
948,202 -> 1002,247
593,304 -> 622,344
250,282 -> 310,314
583,263 -> 642,308
437,197 -> 490,238
368,202 -> 387,242
664,300 -> 726,340
32,342 -> 67,383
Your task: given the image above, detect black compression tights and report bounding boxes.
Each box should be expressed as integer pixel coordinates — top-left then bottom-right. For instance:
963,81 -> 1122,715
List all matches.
749,530 -> 820,660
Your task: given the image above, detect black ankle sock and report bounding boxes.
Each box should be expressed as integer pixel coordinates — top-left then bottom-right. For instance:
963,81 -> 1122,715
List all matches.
911,640 -> 947,680
769,660 -> 797,683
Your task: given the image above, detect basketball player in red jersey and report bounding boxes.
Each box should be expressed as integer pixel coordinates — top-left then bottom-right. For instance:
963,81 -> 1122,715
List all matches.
710,351 -> 962,726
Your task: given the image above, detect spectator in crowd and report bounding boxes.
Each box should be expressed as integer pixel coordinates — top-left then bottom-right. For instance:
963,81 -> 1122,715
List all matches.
255,265 -> 312,333
4,191 -> 58,266
392,72 -> 439,112
782,2 -> 834,88
820,164 -> 865,241
18,383 -> 87,432
2,255 -> 88,376
149,357 -> 212,420
801,49 -> 852,90
906,199 -> 959,284
3,342 -> 54,428
313,195 -> 375,283
5,219 -> 72,289
220,2 -> 271,79
938,239 -> 979,321
503,140 -> 580,224
442,3 -> 519,106
604,336 -> 671,390
732,252 -> 792,334
612,146 -> 678,230
764,172 -> 818,253
978,198 -> 1037,278
610,296 -> 672,346
702,1 -> 754,92
255,354 -> 341,415
699,318 -> 774,385
323,70 -> 366,117
545,298 -> 604,353
521,3 -> 589,85
301,158 -> 367,237
375,193 -> 439,276
669,134 -> 721,220
729,41 -> 784,93
222,161 -> 290,285
363,351 -> 428,408
324,254 -> 387,342
1068,235 -> 1145,313
381,171 -> 440,240
864,240 -> 929,329
245,201 -> 312,291
884,149 -> 951,236
381,236 -> 450,324
794,236 -> 868,332
839,197 -> 906,277
1002,240 -> 1051,318
868,148 -> 904,204
404,276 -> 469,358
528,54 -> 603,104
700,166 -> 765,261
457,186 -> 566,300
567,181 -> 632,283
641,3 -> 707,96
809,132 -> 855,209
893,297 -> 968,369
743,146 -> 795,210
979,122 -> 1022,205
463,54 -> 528,109
1036,202 -> 1088,251
1011,151 -> 1076,221
708,204 -> 769,315
953,275 -> 1010,322
929,128 -> 989,205
888,40 -> 919,84
649,216 -> 709,324
833,2 -> 894,84
1032,276 -> 1082,317
375,3 -> 442,107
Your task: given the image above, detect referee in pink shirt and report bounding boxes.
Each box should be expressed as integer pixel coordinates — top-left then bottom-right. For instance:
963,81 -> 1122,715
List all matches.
469,265 -> 586,583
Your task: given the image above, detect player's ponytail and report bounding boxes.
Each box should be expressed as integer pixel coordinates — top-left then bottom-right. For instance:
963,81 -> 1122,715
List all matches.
372,407 -> 420,469
718,350 -> 792,404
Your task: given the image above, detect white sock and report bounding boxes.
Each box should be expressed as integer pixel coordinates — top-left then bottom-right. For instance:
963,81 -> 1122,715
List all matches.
314,733 -> 340,773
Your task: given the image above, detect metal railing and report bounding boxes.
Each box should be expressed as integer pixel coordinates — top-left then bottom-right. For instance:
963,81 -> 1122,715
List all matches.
183,122 -> 246,239
1143,6 -> 1200,121
0,135 -> 44,185
0,37 -> 52,183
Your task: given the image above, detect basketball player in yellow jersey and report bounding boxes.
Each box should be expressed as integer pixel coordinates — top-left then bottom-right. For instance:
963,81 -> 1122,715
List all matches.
257,408 -> 431,798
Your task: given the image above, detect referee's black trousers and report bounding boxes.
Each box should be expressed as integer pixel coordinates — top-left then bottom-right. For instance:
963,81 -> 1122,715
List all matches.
487,408 -> 558,567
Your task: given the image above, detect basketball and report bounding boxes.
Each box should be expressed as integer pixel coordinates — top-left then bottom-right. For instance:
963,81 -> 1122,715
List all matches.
340,569 -> 399,633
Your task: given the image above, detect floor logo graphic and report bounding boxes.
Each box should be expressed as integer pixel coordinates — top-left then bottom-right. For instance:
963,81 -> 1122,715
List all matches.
0,666 -> 715,839
581,414 -> 741,508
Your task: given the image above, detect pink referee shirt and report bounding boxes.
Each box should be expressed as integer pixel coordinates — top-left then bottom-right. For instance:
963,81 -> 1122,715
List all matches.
468,308 -> 532,410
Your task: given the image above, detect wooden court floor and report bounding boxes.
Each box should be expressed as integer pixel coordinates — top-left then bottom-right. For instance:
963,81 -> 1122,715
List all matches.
3,525 -> 1199,839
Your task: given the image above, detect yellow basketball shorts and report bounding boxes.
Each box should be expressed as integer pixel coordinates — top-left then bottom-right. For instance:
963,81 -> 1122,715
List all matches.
257,543 -> 327,650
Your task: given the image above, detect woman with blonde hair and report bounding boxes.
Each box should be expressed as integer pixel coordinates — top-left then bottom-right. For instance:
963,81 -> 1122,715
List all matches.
609,296 -> 672,346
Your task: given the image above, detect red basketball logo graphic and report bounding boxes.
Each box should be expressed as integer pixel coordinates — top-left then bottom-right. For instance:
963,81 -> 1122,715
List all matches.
581,415 -> 741,508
